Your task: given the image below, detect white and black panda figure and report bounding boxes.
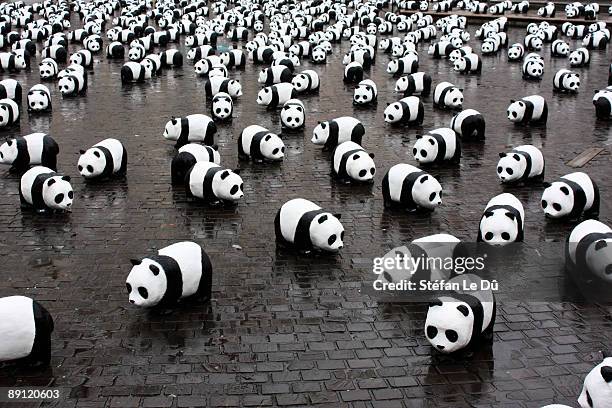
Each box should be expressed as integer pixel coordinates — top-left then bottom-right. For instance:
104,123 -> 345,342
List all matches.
0,133 -> 59,172
577,353 -> 612,407
344,61 -> 364,83
310,46 -> 327,64
20,166 -> 73,212
508,43 -> 525,61
522,57 -> 545,80
425,274 -> 496,354
541,172 -> 600,219
551,40 -> 570,57
497,145 -> 545,183
477,193 -> 525,245
238,125 -> 285,162
275,198 -> 345,253
69,50 -> 93,69
538,2 -> 556,17
332,141 -> 376,183
0,78 -> 22,102
77,138 -> 127,180
280,99 -> 305,130
312,116 -> 365,151
211,92 -> 233,121
256,83 -> 295,109
583,30 -> 609,49
58,71 -> 87,96
142,54 -> 162,76
219,50 -> 246,68
0,52 -> 28,72
412,128 -> 461,165
106,41 -> 124,59
126,241 -> 212,307
0,98 -> 19,128
428,41 -> 456,59
185,162 -> 244,205
27,84 -> 52,112
83,35 -> 102,53
353,79 -> 377,106
566,220 -> 612,294
159,49 -> 183,68
41,45 -> 68,64
39,58 -> 59,80
507,95 -> 548,125
433,82 -> 464,109
171,144 -> 220,185
553,69 -> 580,92
258,65 -> 293,86
453,53 -> 482,73
384,96 -> 424,125
291,70 -> 319,94
569,47 -> 590,67
187,46 -> 215,63
0,295 -> 54,366
121,61 -> 152,83
204,77 -> 243,99
163,114 -> 217,149
593,88 -> 612,119
382,163 -> 443,211
387,55 -> 419,76
395,72 -> 432,96
450,109 -> 486,141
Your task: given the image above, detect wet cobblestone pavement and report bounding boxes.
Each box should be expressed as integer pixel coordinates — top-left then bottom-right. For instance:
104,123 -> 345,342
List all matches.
0,10 -> 611,408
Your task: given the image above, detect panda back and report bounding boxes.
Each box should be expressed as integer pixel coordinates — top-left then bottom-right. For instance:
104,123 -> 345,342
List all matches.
333,141 -> 364,174
158,241 -> 203,298
280,198 -> 321,243
0,295 -> 36,361
387,163 -> 420,202
23,132 -> 47,163
568,219 -> 612,263
563,172 -> 596,209
94,138 -> 124,173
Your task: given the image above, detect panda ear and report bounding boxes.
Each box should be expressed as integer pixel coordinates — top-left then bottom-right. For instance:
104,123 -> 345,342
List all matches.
333,213 -> 342,219
602,350 -> 612,359
149,264 -> 160,275
220,170 -> 230,179
595,240 -> 608,251
47,179 -> 56,186
601,366 -> 612,383
419,175 -> 428,183
386,102 -> 390,106
505,212 -> 516,221
317,214 -> 328,223
510,99 -> 515,103
543,181 -> 552,188
428,299 -> 443,307
264,135 -> 271,141
130,258 -> 142,266
513,154 -> 521,161
62,176 -> 71,181
369,153 -> 375,158
484,211 -> 494,218
499,152 -> 506,158
433,175 -> 440,181
233,168 -> 241,175
456,304 -> 469,316
458,88 -> 463,92
6,139 -> 13,146
560,186 -> 570,195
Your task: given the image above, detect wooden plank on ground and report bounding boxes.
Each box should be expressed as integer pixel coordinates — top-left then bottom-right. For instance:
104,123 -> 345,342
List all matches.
566,147 -> 605,168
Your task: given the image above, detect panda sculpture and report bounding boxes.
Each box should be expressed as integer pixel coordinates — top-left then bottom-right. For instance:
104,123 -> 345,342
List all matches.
238,125 -> 285,162
395,72 -> 432,96
142,54 -> 162,76
412,128 -> 461,165
77,138 -> 127,180
0,78 -> 22,102
569,47 -> 590,66
0,98 -> 19,127
69,50 -> 93,69
205,77 -> 243,99
312,116 -> 365,151
332,141 -> 376,183
256,83 -> 295,109
453,53 -> 482,73
121,61 -> 152,83
425,274 -> 496,353
280,99 -> 305,130
593,88 -> 612,119
433,82 -> 463,109
449,46 -> 473,63
163,114 -> 217,148
185,162 -> 244,205
58,71 -> 87,96
106,41 -> 125,59
384,96 -> 424,125
171,144 -> 220,185
39,58 -> 59,80
522,56 -> 545,80
508,43 -> 526,61
194,57 -> 221,76
275,198 -> 345,253
553,69 -> 580,92
450,109 -> 486,141
353,79 -> 377,106
497,145 -> 545,183
219,49 -> 246,68
583,30 -> 609,49
477,193 -> 525,245
382,163 -> 443,211
0,133 -> 59,172
126,241 -> 212,307
0,296 -> 54,366
551,39 -> 570,57
344,61 -> 364,83
27,84 -> 52,112
20,166 -> 73,212
576,353 -> 612,408
428,41 -> 456,58
258,65 -> 293,86
541,172 -> 600,219
211,92 -> 233,121
41,45 -> 68,63
292,70 -> 319,93
0,52 -> 28,72
310,46 -> 327,64
159,49 -> 183,68
387,54 -> 419,76
507,95 -> 548,125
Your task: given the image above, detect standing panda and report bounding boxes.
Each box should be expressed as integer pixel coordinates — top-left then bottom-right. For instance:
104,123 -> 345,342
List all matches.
142,54 -> 162,76
69,49 -> 93,69
353,79 -> 378,106
219,49 -> 246,68
477,193 -> 525,245
0,296 -> 54,366
275,198 -> 345,253
58,71 -> 87,96
256,83 -> 295,109
569,47 -> 590,66
280,99 -> 306,130
453,53 -> 482,73
159,49 -> 183,68
39,58 -> 59,80
0,78 -> 22,102
551,39 -> 570,57
332,141 -> 376,183
382,163 -> 443,211
394,72 -> 432,96
496,145 -> 545,183
171,144 -> 220,185
386,54 -> 419,76
433,82 -> 464,109
577,354 -> 612,408
27,84 -> 52,112
412,128 -> 461,165
384,96 -> 424,125
20,166 -> 73,212
541,172 -> 600,219
0,133 -> 59,172
344,61 -> 364,83
106,41 -> 125,59
204,77 -> 243,99
292,70 -> 319,93
185,162 -> 244,205
522,57 -> 545,80
583,30 -> 609,49
163,114 -> 217,148
593,88 -> 612,119
553,69 -> 580,92
0,98 -> 19,127
211,93 -> 233,121
238,125 -> 286,162
258,65 -> 293,86
121,61 -> 152,83
450,109 -> 486,141
425,274 -> 496,353
312,116 -> 365,151
126,241 -> 212,307
428,41 -> 456,58
77,138 -> 127,180
506,95 -> 548,125
566,219 -> 612,293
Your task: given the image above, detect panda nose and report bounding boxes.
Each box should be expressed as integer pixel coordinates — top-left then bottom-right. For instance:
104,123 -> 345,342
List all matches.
337,245 -> 343,249
129,299 -> 135,304
437,345 -> 445,350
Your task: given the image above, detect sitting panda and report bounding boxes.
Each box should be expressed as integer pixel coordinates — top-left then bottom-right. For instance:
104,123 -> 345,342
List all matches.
280,99 -> 306,130
20,166 -> 73,212
497,145 -> 545,183
477,193 -> 525,245
353,79 -> 377,106
541,172 -> 600,219
382,163 -> 442,211
332,141 -> 376,183
77,138 -> 127,180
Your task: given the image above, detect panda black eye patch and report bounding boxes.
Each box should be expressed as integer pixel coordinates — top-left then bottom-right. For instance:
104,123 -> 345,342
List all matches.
220,170 -> 229,180
318,215 -> 328,223
553,203 -> 562,211
54,193 -> 64,204
230,185 -> 239,195
485,232 -> 494,240
126,283 -> 132,293
426,325 -> 438,339
445,330 -> 458,342
138,287 -> 148,299
149,265 -> 159,275
328,234 -> 336,245
501,232 -> 511,240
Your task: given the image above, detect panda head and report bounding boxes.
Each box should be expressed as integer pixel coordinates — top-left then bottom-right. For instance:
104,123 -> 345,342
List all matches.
253,20 -> 264,32
541,181 -> 575,218
425,298 -> 474,353
43,175 -> 73,211
366,23 -> 376,35
0,138 -> 19,164
213,169 -> 244,201
557,42 -> 570,55
578,355 -> 612,408
508,46 -> 522,60
507,100 -> 527,122
413,135 -> 439,164
185,35 -> 195,47
569,51 -> 582,66
445,87 -> 464,109
394,76 -> 408,92
386,59 -> 399,73
58,76 -> 77,95
383,102 -> 404,124
87,38 -> 101,52
564,73 -> 581,91
479,208 -> 519,245
194,59 -> 212,75
497,152 -> 527,183
281,102 -> 305,129
310,212 -> 344,252
126,258 -> 167,307
212,93 -> 233,120
450,36 -> 463,48
141,58 -> 158,75
260,133 -> 285,161
163,117 -> 181,140
291,74 -> 310,92
319,41 -> 332,54
257,68 -> 269,84
532,37 -> 543,50
481,40 -> 495,54
226,80 -> 242,98
345,150 -> 376,182
453,57 -> 467,71
311,47 -> 326,63
526,61 -> 544,78
128,46 -> 143,61
27,90 -> 50,111
353,84 -> 374,105
412,174 -> 443,209
288,52 -> 301,67
186,47 -> 198,61
311,121 -> 330,144
77,147 -> 108,178
209,64 -> 228,79
39,61 -> 57,79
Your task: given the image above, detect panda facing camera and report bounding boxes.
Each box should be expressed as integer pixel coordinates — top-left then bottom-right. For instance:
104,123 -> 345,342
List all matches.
211,92 -> 233,121
27,84 -> 52,112
541,172 -> 600,219
477,193 -> 525,245
20,166 -> 73,212
280,99 -> 305,130
291,70 -> 320,93
433,82 -> 464,109
497,145 -> 545,183
78,138 -> 127,180
353,79 -> 377,106
413,128 -> 461,165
